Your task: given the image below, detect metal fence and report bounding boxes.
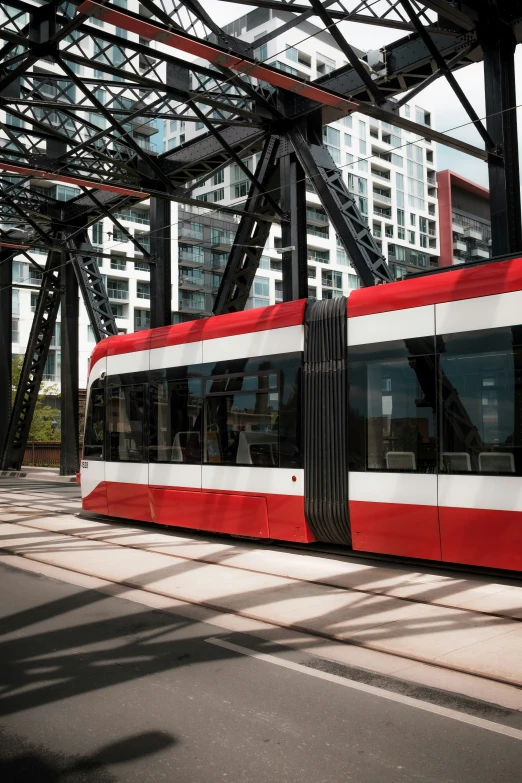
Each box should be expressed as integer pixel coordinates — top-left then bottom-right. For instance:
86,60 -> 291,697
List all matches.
23,441 -> 61,467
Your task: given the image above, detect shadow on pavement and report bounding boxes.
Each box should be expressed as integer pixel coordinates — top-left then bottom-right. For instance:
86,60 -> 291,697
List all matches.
0,729 -> 175,782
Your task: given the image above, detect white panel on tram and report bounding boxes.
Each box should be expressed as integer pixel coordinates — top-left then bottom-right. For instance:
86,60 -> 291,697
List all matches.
348,304 -> 435,346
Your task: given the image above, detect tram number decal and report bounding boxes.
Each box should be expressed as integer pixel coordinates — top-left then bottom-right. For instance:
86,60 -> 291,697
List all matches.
81,461 -> 88,469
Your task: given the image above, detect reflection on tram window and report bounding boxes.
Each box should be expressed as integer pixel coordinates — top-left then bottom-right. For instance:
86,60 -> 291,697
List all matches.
349,346 -> 437,473
438,327 -> 522,475
83,380 -> 105,460
150,379 -> 202,463
204,375 -> 281,466
107,385 -> 145,462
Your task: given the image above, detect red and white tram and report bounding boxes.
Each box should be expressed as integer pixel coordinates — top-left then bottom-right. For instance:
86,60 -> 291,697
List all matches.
81,255 -> 522,572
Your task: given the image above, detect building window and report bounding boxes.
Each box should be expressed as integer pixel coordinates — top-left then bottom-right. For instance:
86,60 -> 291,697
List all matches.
286,46 -> 298,62
134,308 -> 150,331
107,279 -> 129,300
344,134 -> 352,147
253,276 -> 269,298
110,257 -> 126,270
134,261 -> 149,272
12,289 -> 19,315
137,281 -> 150,299
408,231 -> 416,244
110,304 -> 126,318
233,181 -> 249,199
30,292 -> 38,313
92,222 -> 104,246
87,325 -> 95,343
12,319 -> 19,343
212,169 -> 224,185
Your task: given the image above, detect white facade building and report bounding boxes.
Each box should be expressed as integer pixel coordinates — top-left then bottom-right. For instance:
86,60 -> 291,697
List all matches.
4,3 -> 439,390
165,8 -> 439,311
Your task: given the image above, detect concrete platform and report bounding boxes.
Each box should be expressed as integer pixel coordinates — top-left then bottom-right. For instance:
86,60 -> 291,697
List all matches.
1,509 -> 522,692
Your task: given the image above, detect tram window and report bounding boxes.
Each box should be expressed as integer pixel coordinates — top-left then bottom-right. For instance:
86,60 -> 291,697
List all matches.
150,379 -> 202,463
204,373 -> 281,466
438,328 -> 522,475
278,356 -> 302,469
83,380 -> 105,460
107,384 -> 145,462
349,347 -> 437,472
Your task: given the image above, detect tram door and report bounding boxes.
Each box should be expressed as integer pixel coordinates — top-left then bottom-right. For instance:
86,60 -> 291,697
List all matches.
148,342 -> 204,526
348,306 -> 441,560
105,351 -> 152,522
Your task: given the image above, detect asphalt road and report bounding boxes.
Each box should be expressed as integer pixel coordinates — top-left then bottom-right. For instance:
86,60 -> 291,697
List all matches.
1,562 -> 521,783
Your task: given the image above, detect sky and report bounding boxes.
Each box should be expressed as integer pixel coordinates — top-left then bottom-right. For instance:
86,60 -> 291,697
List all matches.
203,1 -> 522,191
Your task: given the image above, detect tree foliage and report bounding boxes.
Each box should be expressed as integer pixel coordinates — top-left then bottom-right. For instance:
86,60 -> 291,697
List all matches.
11,356 -> 61,441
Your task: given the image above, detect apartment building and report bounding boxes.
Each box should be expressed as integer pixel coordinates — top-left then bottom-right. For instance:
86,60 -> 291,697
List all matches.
437,170 -> 491,266
166,7 -> 440,313
4,2 -> 439,388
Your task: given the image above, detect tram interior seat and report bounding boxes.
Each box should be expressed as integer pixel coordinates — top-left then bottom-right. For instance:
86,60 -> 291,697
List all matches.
237,431 -> 279,466
442,452 -> 471,472
478,452 -> 515,473
385,451 -> 416,470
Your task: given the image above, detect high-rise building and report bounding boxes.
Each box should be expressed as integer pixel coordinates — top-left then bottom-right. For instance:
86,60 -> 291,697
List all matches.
437,170 -> 491,266
4,3 -> 439,390
166,7 -> 440,313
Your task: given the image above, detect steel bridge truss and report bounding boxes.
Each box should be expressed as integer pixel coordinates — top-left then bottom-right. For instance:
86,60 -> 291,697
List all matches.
0,0 -> 521,471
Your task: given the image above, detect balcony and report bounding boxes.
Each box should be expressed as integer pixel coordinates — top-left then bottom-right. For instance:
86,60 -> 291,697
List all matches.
179,295 -> 206,313
373,207 -> 391,218
178,250 -> 204,268
211,231 -> 235,251
180,225 -> 204,244
471,246 -> 490,259
306,225 -> 329,240
371,168 -> 391,181
179,273 -> 205,290
107,287 -> 129,302
454,240 -> 467,252
464,227 -> 482,240
373,189 -> 392,206
211,256 -> 228,270
306,208 -> 328,225
452,222 -> 465,234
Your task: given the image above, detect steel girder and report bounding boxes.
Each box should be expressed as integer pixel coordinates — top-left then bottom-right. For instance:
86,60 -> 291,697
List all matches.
0,251 -> 12,460
213,136 -> 281,314
1,0 -> 522,469
1,242 -> 63,471
288,126 -> 392,287
2,224 -> 117,471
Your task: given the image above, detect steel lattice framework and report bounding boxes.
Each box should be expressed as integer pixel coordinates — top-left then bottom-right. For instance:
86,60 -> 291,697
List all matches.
1,0 -> 522,472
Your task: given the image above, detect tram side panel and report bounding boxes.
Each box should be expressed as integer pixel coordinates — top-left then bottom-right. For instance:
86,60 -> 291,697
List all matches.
435,291 -> 522,572
346,303 -> 441,561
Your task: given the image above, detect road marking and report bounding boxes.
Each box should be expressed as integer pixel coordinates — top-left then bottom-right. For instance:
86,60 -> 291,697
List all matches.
206,637 -> 522,742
